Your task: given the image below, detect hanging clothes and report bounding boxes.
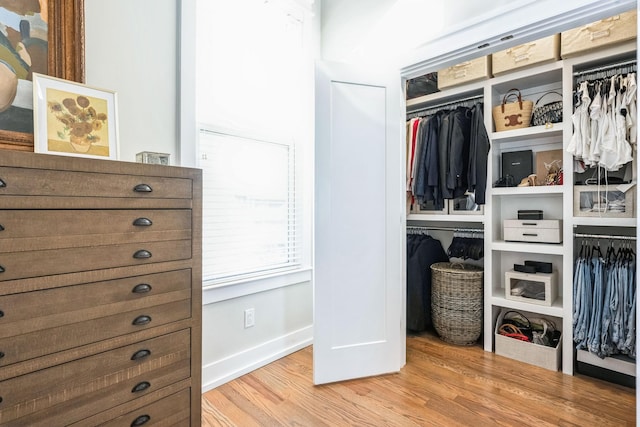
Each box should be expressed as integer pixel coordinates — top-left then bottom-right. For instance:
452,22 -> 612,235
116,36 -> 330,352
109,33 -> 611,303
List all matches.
573,239 -> 636,360
406,232 -> 449,332
567,72 -> 637,172
407,102 -> 490,211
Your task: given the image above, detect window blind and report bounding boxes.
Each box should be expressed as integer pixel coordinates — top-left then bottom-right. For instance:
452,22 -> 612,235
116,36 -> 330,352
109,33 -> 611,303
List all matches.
200,130 -> 301,283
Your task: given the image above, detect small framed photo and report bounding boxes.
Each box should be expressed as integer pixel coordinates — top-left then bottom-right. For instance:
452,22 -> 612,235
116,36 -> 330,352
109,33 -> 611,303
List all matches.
32,73 -> 119,160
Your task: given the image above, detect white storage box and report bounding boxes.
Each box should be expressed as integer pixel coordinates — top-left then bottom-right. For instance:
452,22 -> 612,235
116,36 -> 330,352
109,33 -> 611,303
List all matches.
504,269 -> 557,306
503,219 -> 562,243
492,34 -> 560,75
437,56 -> 491,90
495,310 -> 561,371
573,186 -> 635,218
561,10 -> 637,58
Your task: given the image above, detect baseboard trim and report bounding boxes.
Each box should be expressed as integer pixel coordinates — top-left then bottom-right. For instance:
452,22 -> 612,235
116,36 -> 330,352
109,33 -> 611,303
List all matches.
202,325 -> 313,392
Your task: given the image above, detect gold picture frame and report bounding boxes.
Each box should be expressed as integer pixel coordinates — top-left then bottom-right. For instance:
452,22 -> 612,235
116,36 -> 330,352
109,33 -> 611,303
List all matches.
0,0 -> 85,152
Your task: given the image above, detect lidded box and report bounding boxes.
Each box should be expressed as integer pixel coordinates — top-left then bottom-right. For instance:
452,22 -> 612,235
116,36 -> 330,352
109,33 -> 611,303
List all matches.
492,34 -> 560,75
437,56 -> 491,90
561,10 -> 637,57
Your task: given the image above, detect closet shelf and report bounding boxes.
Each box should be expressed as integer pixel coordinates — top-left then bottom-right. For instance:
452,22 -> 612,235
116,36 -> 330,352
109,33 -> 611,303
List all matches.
490,60 -> 563,90
572,217 -> 637,227
406,82 -> 484,110
407,213 -> 485,223
492,241 -> 564,255
490,123 -> 566,143
491,295 -> 564,318
491,186 -> 564,196
577,350 -> 636,377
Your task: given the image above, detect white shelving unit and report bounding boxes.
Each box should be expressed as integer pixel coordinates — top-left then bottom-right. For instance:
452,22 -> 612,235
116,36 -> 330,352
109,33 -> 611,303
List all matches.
406,40 -> 637,377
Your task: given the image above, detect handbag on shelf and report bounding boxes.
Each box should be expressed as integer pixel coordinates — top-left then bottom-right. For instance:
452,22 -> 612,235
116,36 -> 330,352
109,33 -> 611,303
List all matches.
492,88 -> 533,131
531,91 -> 563,127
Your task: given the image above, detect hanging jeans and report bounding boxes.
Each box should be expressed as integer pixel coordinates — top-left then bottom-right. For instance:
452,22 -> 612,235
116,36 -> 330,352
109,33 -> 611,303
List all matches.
587,257 -> 604,355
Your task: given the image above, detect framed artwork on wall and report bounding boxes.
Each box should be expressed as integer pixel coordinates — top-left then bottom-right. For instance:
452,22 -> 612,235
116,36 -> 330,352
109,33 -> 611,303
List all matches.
0,0 -> 84,152
33,73 -> 118,159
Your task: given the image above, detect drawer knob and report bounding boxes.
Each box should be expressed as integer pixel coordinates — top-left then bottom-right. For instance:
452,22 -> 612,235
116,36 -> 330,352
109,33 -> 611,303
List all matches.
0,311 -> 4,318
131,415 -> 151,426
0,224 -> 4,231
132,315 -> 152,326
0,178 -> 5,188
133,250 -> 152,259
133,183 -> 153,193
133,217 -> 153,227
0,351 -> 4,359
131,381 -> 151,393
132,283 -> 152,294
0,266 -> 4,273
131,349 -> 151,361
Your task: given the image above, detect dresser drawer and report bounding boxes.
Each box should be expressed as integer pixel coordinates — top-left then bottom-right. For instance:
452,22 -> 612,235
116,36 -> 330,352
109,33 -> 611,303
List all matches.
0,210 -> 192,251
0,329 -> 191,426
0,239 -> 191,281
0,269 -> 190,363
0,166 -> 192,199
0,298 -> 191,366
87,389 -> 191,427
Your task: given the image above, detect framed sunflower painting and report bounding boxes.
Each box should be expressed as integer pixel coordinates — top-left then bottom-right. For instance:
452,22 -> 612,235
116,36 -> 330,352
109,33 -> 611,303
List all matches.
32,73 -> 118,159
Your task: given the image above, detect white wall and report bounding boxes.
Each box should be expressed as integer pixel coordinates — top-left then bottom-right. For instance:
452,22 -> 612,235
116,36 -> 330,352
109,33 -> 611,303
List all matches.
85,0 -> 178,163
85,0 -> 314,392
320,0 -> 516,65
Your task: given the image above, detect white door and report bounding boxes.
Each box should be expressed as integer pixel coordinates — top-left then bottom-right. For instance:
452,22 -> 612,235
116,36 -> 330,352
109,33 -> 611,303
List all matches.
313,61 -> 405,385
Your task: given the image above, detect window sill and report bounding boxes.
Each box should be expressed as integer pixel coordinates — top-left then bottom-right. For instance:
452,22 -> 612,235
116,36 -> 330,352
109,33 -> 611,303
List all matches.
202,267 -> 312,305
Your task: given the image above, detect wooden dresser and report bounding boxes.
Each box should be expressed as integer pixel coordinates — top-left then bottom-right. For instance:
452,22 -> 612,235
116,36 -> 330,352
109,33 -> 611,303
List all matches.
0,151 -> 202,426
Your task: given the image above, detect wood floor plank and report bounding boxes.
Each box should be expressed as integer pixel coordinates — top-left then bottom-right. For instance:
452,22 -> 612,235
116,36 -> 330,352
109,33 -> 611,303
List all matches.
202,333 -> 636,426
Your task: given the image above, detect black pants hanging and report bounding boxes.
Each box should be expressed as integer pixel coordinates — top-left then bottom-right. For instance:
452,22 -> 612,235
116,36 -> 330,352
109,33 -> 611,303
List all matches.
406,234 -> 449,332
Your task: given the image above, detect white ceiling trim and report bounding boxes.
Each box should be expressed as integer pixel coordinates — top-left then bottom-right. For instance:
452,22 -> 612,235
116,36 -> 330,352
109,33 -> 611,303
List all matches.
401,0 -> 637,78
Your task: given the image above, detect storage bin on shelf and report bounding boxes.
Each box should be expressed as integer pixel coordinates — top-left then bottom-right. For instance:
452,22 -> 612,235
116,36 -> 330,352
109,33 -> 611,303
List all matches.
561,9 -> 637,58
430,262 -> 483,345
504,269 -> 557,306
573,185 -> 635,218
492,34 -> 560,75
437,56 -> 491,90
494,309 -> 561,371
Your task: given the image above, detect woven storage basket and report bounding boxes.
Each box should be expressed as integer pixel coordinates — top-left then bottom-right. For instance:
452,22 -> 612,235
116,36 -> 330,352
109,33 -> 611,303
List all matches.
492,88 -> 533,132
430,262 -> 484,345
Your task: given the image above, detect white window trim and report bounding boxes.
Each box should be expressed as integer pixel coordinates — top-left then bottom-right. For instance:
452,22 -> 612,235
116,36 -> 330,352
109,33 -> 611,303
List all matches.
202,267 -> 312,305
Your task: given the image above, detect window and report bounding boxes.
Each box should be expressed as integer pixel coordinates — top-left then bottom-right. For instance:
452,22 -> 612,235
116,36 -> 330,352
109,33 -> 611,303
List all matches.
196,0 -> 311,285
200,130 -> 300,282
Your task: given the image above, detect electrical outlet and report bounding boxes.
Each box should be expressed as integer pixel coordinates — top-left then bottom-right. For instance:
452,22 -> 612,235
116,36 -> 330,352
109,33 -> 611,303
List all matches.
244,308 -> 255,328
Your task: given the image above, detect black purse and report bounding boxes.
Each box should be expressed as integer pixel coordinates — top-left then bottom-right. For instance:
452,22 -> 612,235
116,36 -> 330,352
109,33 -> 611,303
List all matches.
531,91 -> 563,126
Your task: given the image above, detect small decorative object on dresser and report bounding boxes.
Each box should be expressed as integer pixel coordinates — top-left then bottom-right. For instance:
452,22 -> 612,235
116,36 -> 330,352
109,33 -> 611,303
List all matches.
32,73 -> 119,160
137,151 -> 171,165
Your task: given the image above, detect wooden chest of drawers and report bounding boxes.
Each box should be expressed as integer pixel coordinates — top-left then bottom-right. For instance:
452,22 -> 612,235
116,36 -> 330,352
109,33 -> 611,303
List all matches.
0,151 -> 202,426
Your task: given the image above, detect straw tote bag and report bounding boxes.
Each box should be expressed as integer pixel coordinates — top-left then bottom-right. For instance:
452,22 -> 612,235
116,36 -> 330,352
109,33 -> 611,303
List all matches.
492,88 -> 533,131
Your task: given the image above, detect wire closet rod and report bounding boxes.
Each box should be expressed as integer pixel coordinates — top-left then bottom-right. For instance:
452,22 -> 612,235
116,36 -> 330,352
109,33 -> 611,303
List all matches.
407,225 -> 484,233
574,232 -> 636,241
573,59 -> 637,76
407,94 -> 484,118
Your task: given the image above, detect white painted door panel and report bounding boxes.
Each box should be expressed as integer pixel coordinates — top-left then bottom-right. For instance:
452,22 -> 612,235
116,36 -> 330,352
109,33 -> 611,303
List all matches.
313,61 -> 404,385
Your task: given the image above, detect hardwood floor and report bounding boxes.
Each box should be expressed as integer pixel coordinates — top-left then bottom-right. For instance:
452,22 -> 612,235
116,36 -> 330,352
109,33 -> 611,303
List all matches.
202,333 -> 635,426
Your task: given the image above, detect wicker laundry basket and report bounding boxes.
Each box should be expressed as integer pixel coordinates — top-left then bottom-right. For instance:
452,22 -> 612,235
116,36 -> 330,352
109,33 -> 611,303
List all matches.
430,262 -> 484,345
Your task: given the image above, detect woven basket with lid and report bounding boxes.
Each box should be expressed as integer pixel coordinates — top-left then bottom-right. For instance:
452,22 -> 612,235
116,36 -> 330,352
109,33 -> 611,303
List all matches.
430,262 -> 484,346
